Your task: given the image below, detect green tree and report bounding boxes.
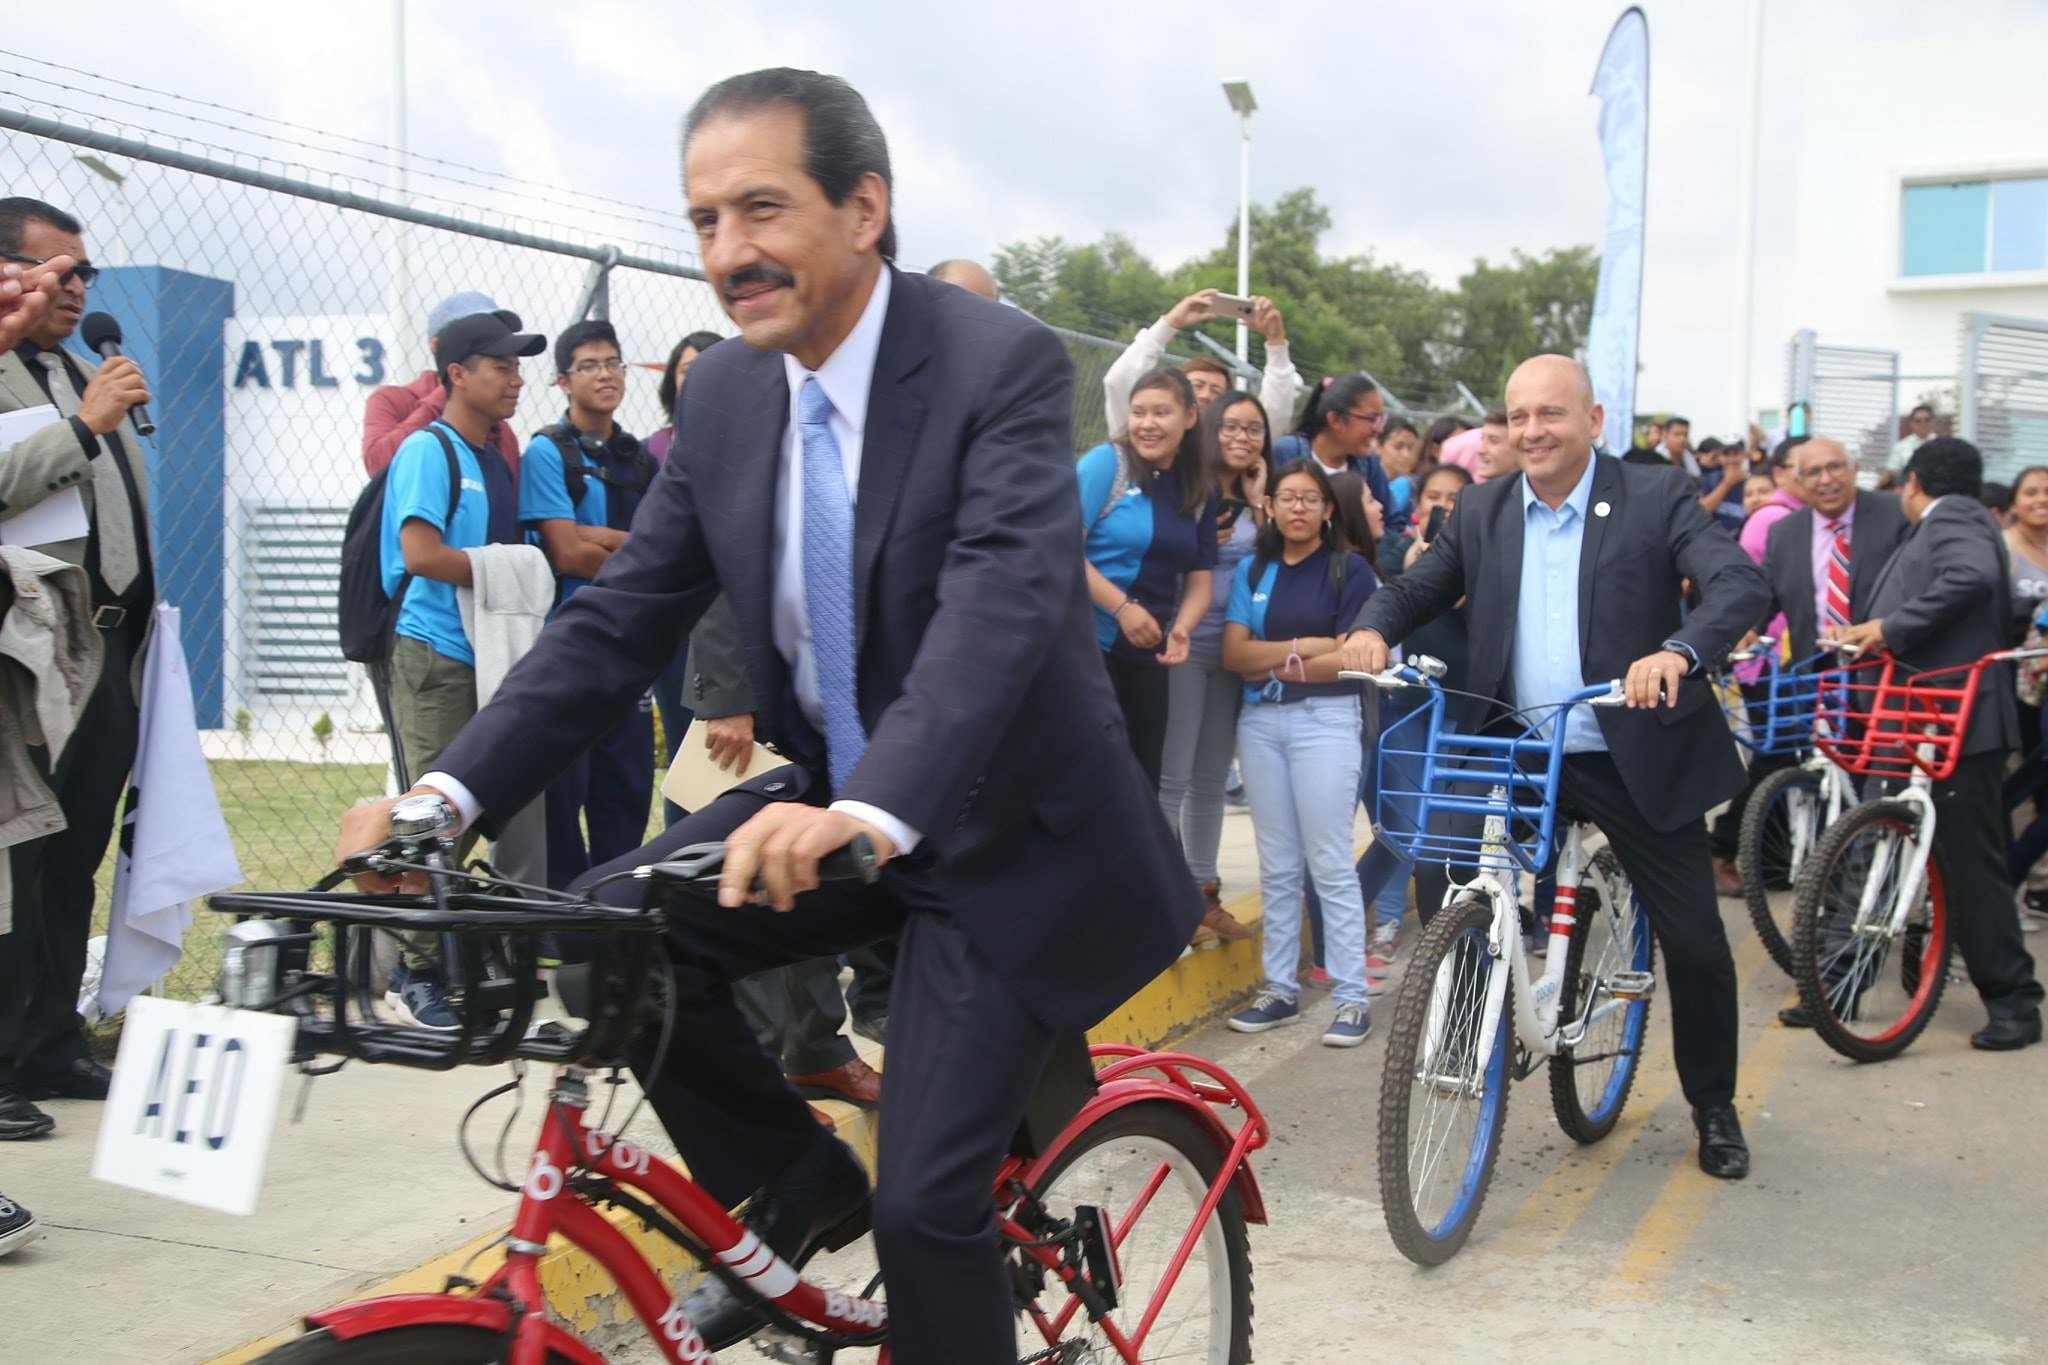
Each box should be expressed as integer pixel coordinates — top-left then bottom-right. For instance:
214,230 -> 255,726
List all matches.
994,193 -> 1599,413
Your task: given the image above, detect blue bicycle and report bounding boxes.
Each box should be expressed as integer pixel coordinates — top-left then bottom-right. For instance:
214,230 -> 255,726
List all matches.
1347,660 -> 1655,1266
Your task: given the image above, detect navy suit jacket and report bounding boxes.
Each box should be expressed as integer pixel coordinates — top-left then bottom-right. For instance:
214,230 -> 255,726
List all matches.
431,267 -> 1199,1032
1354,454 -> 1769,832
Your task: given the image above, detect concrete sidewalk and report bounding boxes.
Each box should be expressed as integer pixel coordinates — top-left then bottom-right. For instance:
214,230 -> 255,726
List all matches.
5,801 -> 1314,1364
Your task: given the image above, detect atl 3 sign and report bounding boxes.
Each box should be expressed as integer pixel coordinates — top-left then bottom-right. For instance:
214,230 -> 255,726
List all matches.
231,336 -> 392,389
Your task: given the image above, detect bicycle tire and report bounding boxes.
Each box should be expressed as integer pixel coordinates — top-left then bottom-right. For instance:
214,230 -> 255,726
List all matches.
1377,892 -> 1513,1267
1737,765 -> 1823,975
1549,848 -> 1656,1144
250,1325 -> 577,1364
1790,798 -> 1952,1063
1016,1099 -> 1253,1365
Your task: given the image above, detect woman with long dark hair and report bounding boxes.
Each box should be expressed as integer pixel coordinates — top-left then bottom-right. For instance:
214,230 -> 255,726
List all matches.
1272,373 -> 1394,522
646,331 -> 724,465
1159,391 -> 1270,944
1078,366 -> 1219,796
1221,459 -> 1379,1045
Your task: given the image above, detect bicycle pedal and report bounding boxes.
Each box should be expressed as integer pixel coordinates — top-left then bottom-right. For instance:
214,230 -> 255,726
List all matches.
1607,971 -> 1656,1001
752,1328 -> 826,1364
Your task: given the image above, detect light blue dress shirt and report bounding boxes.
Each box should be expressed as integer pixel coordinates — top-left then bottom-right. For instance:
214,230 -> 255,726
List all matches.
1512,457 -> 1605,753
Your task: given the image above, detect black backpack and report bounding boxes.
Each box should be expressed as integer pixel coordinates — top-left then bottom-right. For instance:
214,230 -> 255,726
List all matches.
541,423 -> 652,526
338,424 -> 461,664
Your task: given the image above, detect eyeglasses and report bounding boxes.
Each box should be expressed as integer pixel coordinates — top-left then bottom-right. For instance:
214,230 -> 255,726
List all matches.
1341,408 -> 1385,427
1802,461 -> 1851,480
567,357 -> 629,376
0,250 -> 98,288
1271,492 -> 1325,509
1218,420 -> 1266,440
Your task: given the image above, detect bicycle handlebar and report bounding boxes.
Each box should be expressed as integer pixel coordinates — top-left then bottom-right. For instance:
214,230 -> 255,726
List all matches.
1338,666 -> 1629,709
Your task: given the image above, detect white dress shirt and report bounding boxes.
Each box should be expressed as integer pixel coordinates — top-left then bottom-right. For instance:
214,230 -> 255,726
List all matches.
426,266 -> 923,854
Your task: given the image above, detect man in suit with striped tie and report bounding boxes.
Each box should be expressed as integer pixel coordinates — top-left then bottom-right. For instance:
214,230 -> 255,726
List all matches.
0,197 -> 155,1138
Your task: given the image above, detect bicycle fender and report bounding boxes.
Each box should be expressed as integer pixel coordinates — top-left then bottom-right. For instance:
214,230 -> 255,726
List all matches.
305,1295 -> 606,1365
1028,1080 -> 1268,1225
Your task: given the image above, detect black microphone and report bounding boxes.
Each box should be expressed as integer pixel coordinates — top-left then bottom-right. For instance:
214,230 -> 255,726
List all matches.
79,312 -> 155,437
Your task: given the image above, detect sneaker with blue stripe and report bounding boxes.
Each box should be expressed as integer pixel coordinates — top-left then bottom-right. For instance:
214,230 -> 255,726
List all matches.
1227,990 -> 1301,1033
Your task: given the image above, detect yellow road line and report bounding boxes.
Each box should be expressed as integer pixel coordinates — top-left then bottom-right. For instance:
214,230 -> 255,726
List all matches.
1487,921 -> 1776,1257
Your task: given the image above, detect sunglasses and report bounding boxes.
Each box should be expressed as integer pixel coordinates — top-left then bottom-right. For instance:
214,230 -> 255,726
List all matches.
1,251 -> 99,288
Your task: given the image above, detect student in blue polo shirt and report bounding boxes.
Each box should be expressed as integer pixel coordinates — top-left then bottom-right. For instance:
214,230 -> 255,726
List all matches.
378,307 -> 541,1027
1221,459 -> 1379,1047
518,320 -> 656,889
1078,366 -> 1220,791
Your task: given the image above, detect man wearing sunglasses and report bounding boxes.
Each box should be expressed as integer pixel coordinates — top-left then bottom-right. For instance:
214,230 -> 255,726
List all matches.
0,196 -> 156,1140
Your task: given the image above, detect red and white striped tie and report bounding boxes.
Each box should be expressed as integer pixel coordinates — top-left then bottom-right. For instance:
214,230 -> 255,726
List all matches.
1823,520 -> 1851,632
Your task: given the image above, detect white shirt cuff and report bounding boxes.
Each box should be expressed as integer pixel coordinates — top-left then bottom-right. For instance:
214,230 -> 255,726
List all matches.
830,800 -> 922,855
1145,315 -> 1178,346
416,771 -> 482,834
1265,341 -> 1294,371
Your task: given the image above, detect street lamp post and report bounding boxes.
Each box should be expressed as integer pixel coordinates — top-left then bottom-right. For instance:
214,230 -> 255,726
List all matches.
1222,80 -> 1257,363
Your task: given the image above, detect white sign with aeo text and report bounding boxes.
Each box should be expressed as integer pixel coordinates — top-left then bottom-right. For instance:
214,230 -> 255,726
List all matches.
92,996 -> 297,1216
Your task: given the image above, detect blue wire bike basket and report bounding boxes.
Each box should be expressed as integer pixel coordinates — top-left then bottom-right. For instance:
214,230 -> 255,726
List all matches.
1370,676 -> 1610,876
1719,647 -> 1835,756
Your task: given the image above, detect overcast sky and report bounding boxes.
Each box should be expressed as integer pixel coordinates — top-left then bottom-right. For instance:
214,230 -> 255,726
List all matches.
3,0 -> 1940,430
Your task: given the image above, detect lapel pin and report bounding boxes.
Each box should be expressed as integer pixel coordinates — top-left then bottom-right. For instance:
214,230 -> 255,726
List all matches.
1593,501 -> 1612,518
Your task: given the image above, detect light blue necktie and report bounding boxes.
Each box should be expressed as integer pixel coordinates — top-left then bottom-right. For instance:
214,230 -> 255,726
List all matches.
799,378 -> 866,791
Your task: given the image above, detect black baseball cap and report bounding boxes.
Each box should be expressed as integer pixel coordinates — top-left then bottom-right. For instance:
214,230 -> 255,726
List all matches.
436,308 -> 546,383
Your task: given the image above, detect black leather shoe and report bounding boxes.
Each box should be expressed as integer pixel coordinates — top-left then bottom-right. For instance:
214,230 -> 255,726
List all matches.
24,1056 -> 111,1101
1970,1013 -> 2043,1052
0,1089 -> 55,1141
1694,1104 -> 1750,1180
682,1137 -> 871,1350
1777,1004 -> 1814,1029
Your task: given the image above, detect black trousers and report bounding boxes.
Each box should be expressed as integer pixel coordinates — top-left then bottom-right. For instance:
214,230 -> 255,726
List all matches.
1103,651 -> 1170,790
734,956 -> 856,1075
0,621 -> 140,1078
543,700 -> 656,890
1936,751 -> 2044,1023
579,783 -> 1055,1365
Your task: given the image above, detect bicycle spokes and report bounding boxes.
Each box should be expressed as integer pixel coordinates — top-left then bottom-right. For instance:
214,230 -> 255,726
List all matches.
1408,930 -> 1500,1230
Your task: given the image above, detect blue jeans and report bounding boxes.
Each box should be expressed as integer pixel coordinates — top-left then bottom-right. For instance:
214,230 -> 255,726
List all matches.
1238,695 -> 1370,1005
1302,710 -> 1454,940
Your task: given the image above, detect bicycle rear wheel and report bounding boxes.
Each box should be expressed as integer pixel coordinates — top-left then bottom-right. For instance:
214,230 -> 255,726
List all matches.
1013,1100 -> 1253,1364
1377,892 -> 1513,1267
1737,765 -> 1822,975
1790,799 -> 1952,1063
252,1325 -> 576,1364
1549,848 -> 1655,1144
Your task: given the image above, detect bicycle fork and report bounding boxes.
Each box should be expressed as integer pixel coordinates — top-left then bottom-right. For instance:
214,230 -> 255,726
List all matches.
1856,781 -> 1937,942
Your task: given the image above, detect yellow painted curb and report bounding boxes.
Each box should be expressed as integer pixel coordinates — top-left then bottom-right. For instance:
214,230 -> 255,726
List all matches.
205,889 -> 1266,1362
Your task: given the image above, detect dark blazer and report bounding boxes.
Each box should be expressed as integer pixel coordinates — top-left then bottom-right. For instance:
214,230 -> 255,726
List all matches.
432,268 -> 1199,1032
1865,496 -> 2020,757
1354,454 -> 1769,832
682,594 -> 753,721
1759,491 -> 1910,660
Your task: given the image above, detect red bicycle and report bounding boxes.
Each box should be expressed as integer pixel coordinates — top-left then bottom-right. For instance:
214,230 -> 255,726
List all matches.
211,800 -> 1266,1364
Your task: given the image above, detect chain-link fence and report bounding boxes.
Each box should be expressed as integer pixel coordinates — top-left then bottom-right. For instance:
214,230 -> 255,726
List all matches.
0,73 -> 1164,1006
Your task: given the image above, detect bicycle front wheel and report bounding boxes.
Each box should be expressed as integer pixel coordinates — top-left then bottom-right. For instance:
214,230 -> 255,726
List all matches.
1377,892 -> 1513,1266
1738,765 -> 1823,975
1549,848 -> 1656,1143
253,1325 -> 578,1364
1790,799 -> 1952,1063
1013,1100 -> 1253,1365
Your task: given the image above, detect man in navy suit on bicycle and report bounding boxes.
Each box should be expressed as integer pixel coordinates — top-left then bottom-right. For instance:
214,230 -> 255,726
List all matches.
337,69 -> 1199,1363
1343,355 -> 1769,1180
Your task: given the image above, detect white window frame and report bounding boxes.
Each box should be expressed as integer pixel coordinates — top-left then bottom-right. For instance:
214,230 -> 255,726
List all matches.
1890,160 -> 2048,293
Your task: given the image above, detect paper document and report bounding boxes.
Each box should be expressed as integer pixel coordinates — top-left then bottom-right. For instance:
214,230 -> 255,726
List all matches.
662,735 -> 784,812
0,404 -> 89,547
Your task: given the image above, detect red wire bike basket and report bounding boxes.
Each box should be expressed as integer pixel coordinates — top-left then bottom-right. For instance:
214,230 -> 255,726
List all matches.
1814,651 -> 1993,782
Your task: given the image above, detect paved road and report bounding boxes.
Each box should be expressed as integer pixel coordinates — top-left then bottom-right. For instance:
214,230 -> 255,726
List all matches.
618,896 -> 2047,1364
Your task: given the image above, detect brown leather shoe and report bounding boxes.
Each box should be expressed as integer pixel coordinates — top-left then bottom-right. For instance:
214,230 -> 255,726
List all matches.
1188,920 -> 1219,949
788,1057 -> 882,1107
1710,856 -> 1743,899
1199,881 -> 1253,941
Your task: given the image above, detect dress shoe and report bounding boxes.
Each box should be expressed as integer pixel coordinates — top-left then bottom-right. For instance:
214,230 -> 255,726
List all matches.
1970,1013 -> 2043,1052
1198,881 -> 1253,942
24,1056 -> 111,1101
1777,1004 -> 1814,1029
1710,856 -> 1744,899
1694,1104 -> 1750,1180
787,1057 -> 881,1107
0,1089 -> 55,1141
681,1136 -> 870,1350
